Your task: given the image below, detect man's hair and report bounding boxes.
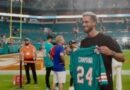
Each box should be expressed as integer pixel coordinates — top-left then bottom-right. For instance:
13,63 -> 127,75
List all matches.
69,40 -> 77,45
55,35 -> 64,43
47,35 -> 53,40
82,11 -> 97,23
24,37 -> 30,42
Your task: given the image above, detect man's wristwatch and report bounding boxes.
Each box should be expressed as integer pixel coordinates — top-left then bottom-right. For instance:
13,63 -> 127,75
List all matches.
111,51 -> 116,56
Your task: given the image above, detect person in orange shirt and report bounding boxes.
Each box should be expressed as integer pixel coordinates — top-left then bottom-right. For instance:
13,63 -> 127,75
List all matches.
20,38 -> 37,84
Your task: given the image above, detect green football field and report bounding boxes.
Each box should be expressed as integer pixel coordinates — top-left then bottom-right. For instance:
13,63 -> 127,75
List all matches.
0,75 -> 130,90
0,50 -> 130,90
122,50 -> 130,70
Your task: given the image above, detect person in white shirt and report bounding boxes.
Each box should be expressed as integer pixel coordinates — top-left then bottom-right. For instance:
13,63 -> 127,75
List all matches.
112,58 -> 123,90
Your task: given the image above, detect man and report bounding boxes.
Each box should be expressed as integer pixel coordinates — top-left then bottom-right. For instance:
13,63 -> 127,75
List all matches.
43,35 -> 54,90
50,35 -> 66,90
20,38 -> 37,84
80,12 -> 124,90
69,40 -> 78,90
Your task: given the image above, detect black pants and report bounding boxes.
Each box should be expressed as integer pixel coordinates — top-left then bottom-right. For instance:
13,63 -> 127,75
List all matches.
45,67 -> 53,88
24,63 -> 37,83
70,72 -> 73,86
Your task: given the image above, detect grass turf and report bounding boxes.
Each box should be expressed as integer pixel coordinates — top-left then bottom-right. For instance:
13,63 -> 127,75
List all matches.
0,75 -> 130,90
122,50 -> 130,70
0,50 -> 130,90
0,75 -> 70,90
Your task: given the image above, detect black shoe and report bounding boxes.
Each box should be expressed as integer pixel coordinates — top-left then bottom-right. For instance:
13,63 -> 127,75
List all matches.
34,82 -> 37,84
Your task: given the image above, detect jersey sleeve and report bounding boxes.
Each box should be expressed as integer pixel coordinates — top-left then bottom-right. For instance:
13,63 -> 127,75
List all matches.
59,46 -> 64,56
50,46 -> 55,59
70,52 -> 74,73
97,54 -> 108,85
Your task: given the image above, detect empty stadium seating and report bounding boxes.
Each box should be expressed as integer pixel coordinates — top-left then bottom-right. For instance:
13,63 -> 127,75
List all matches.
0,21 -> 129,41
0,21 -> 129,54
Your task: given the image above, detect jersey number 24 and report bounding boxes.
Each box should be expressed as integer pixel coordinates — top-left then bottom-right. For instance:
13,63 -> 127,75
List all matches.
77,66 -> 93,86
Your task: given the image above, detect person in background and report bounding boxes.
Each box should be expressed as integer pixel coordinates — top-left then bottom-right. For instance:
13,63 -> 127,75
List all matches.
68,40 -> 78,90
50,35 -> 66,90
80,11 -> 124,90
43,35 -> 54,90
37,46 -> 44,58
20,38 -> 37,84
112,58 -> 123,90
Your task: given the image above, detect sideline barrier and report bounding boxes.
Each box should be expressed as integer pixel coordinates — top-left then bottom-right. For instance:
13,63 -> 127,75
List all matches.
0,58 -> 43,70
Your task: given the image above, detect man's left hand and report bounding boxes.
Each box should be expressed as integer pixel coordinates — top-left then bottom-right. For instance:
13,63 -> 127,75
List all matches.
97,46 -> 113,56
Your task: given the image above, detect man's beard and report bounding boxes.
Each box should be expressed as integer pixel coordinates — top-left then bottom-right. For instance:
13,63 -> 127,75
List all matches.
84,26 -> 93,33
25,43 -> 29,46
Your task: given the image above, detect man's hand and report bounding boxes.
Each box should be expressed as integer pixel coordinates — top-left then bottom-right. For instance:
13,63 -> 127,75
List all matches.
97,46 -> 113,56
97,46 -> 125,62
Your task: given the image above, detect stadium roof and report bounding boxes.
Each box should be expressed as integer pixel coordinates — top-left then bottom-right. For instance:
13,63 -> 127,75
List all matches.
0,0 -> 130,15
